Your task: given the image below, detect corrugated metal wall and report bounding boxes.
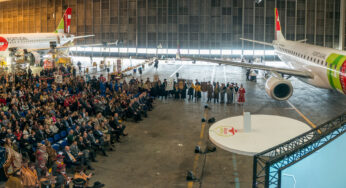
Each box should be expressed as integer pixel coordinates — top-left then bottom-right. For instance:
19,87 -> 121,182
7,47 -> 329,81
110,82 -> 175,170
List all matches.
0,0 -> 343,50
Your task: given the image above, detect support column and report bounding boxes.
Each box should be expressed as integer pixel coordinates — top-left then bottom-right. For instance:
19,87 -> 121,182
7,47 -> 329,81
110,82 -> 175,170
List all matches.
339,0 -> 345,50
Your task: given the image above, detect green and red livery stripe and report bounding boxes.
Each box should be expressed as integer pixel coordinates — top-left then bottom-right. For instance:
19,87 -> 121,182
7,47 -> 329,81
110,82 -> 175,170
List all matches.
326,53 -> 346,94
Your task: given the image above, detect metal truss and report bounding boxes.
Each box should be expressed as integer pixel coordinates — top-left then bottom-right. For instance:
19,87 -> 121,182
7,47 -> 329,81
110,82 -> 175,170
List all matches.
253,113 -> 346,188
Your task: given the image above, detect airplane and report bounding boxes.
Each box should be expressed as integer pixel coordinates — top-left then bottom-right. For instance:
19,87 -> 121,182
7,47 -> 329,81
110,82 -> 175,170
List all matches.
0,7 -> 116,65
191,8 -> 346,101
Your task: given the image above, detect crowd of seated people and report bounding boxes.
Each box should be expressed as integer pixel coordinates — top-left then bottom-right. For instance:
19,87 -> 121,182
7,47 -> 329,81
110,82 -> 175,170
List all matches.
0,67 -> 154,187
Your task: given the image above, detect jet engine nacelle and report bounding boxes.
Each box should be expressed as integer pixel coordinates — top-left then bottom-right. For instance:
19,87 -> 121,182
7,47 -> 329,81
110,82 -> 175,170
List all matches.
265,76 -> 293,101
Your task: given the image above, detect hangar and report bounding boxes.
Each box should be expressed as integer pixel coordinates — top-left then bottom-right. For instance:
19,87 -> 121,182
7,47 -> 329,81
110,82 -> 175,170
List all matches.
0,0 -> 345,187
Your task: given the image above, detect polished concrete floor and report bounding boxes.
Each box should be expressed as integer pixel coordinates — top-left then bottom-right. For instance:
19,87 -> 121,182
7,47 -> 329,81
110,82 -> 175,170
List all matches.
85,61 -> 346,188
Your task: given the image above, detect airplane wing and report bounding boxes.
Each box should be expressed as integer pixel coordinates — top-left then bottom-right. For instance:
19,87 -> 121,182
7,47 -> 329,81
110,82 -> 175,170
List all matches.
193,57 -> 314,78
29,40 -> 118,52
70,35 -> 95,40
72,40 -> 119,47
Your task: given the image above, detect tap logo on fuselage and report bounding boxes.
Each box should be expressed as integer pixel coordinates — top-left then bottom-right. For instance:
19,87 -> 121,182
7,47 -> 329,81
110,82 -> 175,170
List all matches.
0,37 -> 8,51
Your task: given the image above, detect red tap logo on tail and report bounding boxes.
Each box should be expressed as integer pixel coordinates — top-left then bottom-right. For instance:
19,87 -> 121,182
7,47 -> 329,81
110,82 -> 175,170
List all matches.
64,8 -> 72,33
55,8 -> 72,33
274,8 -> 285,41
275,8 -> 281,31
0,37 -> 8,51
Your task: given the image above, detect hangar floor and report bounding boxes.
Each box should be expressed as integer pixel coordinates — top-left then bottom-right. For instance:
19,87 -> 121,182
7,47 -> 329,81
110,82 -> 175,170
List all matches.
83,61 -> 345,188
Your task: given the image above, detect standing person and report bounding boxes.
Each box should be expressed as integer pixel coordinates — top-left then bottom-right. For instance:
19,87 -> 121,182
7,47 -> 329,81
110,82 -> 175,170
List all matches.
77,61 -> 82,73
193,82 -> 202,102
213,83 -> 220,103
246,69 -> 250,81
234,83 -> 239,103
181,80 -> 187,100
226,85 -> 233,104
238,84 -> 246,104
207,82 -> 213,103
174,84 -> 180,100
220,83 -> 226,103
188,83 -> 194,100
20,159 -> 39,188
160,79 -> 167,100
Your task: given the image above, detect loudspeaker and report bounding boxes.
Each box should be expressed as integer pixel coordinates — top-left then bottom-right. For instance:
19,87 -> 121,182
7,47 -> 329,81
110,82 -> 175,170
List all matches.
208,117 -> 215,123
186,171 -> 197,181
194,146 -> 201,153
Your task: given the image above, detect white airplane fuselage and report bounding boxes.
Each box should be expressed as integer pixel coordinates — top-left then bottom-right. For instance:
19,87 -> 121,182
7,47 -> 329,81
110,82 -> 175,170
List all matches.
273,39 -> 346,94
0,33 -> 72,51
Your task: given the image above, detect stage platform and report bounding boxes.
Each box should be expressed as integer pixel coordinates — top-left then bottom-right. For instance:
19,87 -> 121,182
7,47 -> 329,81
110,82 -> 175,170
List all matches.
209,115 -> 311,156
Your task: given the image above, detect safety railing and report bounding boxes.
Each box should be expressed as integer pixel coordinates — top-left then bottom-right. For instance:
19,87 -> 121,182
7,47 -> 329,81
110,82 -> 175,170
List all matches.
252,113 -> 346,188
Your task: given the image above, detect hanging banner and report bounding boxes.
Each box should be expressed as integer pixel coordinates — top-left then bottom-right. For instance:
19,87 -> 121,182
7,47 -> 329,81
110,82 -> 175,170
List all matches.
117,59 -> 122,72
55,75 -> 63,84
201,82 -> 208,92
43,60 -> 54,69
166,78 -> 174,91
186,80 -> 193,87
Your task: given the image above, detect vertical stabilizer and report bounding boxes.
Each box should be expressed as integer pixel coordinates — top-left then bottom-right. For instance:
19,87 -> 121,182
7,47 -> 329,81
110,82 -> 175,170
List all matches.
55,8 -> 72,34
275,8 -> 285,41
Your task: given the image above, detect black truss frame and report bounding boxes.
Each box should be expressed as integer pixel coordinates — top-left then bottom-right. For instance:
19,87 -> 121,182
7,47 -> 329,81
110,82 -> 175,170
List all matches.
252,113 -> 346,188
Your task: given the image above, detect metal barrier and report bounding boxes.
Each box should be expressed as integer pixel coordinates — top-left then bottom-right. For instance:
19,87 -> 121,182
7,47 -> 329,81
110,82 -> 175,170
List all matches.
252,113 -> 346,188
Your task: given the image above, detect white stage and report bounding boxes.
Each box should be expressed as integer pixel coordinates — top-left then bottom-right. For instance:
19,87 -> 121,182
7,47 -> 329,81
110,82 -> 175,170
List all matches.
209,115 -> 311,156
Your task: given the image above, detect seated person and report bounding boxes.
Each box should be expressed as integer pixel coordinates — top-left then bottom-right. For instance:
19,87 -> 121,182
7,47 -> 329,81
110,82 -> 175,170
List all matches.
87,129 -> 107,156
70,140 -> 93,170
73,166 -> 93,188
20,159 -> 39,187
63,146 -> 81,167
66,129 -> 75,146
109,113 -> 128,142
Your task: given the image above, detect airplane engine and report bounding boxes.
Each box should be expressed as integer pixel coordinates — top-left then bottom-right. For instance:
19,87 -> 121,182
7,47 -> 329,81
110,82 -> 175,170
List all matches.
265,76 -> 293,101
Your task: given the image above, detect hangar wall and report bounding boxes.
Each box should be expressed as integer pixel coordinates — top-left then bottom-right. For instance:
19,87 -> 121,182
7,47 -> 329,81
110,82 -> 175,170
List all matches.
0,0 -> 344,50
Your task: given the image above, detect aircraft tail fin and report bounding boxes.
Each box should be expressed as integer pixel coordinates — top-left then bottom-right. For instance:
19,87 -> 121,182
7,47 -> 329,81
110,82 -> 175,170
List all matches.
55,8 -> 72,34
275,8 -> 285,41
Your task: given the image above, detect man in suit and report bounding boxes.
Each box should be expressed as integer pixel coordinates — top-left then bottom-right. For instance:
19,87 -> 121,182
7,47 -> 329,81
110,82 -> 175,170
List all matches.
66,129 -> 76,146
88,129 -> 107,156
70,140 -> 93,170
63,145 -> 81,167
128,100 -> 141,122
35,125 -> 46,142
109,113 -> 128,142
62,116 -> 71,129
82,132 -> 97,162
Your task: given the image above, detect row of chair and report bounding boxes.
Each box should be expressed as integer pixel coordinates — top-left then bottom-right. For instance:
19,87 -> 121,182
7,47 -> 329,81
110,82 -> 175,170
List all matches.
40,127 -> 75,152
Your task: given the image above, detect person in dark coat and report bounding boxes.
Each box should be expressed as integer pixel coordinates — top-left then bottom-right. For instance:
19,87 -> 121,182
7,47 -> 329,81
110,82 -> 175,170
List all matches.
161,79 -> 167,99
181,81 -> 187,99
207,82 -> 213,102
188,83 -> 194,100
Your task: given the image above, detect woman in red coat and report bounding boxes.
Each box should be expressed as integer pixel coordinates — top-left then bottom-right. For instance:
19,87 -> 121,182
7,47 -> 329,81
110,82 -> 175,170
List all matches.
238,84 -> 245,104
